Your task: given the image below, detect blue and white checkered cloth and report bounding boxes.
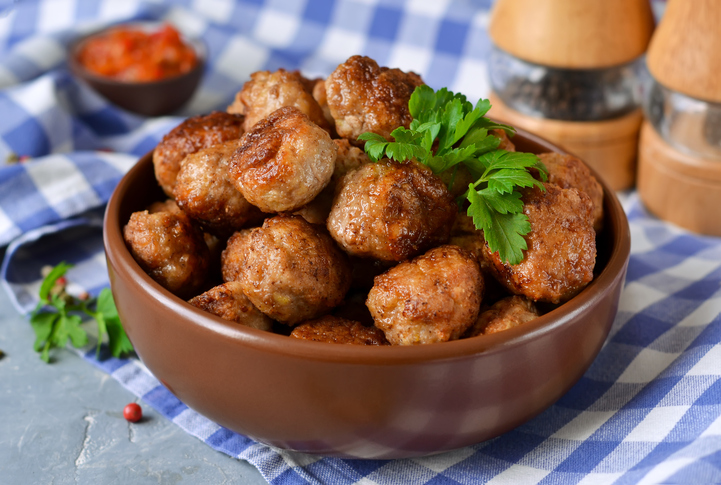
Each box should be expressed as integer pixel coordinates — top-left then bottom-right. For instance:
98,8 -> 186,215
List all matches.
2,1 -> 720,483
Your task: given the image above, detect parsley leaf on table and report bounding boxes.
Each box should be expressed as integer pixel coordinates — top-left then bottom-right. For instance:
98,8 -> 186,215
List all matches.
358,85 -> 548,265
29,262 -> 133,363
95,287 -> 134,357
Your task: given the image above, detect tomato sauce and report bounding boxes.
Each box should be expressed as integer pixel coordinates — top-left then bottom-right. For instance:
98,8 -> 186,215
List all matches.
77,24 -> 198,82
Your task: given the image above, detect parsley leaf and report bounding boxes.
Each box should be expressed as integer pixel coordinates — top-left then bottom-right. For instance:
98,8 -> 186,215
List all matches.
358,85 -> 549,265
94,288 -> 134,357
38,261 -> 72,301
29,262 -> 133,362
468,187 -> 531,266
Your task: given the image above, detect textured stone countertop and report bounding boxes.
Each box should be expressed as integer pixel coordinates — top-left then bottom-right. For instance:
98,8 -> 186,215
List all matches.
0,278 -> 267,485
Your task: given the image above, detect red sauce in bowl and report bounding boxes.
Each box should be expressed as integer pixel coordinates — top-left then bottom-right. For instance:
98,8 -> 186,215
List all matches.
77,24 -> 198,83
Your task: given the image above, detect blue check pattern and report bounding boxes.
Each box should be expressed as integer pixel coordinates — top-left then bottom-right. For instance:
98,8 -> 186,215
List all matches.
2,1 -> 720,484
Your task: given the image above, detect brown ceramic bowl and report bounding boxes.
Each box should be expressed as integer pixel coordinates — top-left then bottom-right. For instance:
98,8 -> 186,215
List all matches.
104,130 -> 630,459
68,22 -> 205,117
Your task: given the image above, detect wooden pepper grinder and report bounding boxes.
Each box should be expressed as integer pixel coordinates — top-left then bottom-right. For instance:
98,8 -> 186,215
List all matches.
487,0 -> 655,190
637,0 -> 721,236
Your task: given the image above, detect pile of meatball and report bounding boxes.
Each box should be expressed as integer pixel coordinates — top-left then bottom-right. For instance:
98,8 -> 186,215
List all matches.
123,55 -> 603,346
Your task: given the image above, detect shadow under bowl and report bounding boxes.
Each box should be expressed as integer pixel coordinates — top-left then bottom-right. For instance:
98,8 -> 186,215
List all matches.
103,129 -> 631,459
68,23 -> 205,117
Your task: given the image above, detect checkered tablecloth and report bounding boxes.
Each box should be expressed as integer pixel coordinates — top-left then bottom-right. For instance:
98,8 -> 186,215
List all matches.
2,1 -> 720,484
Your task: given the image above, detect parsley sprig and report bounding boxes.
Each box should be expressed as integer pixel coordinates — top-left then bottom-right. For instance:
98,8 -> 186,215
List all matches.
29,262 -> 133,363
358,85 -> 548,265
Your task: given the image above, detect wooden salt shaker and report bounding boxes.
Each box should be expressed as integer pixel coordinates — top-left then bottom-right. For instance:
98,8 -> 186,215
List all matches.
637,0 -> 721,236
486,0 -> 655,190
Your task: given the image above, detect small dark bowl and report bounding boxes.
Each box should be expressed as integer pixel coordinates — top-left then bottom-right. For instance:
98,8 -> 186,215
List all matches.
104,130 -> 631,459
68,22 -> 205,117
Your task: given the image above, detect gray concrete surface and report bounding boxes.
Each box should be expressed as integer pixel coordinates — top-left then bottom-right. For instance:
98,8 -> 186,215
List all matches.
0,277 -> 268,485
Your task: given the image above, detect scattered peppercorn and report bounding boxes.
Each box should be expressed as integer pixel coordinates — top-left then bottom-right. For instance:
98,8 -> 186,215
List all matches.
123,403 -> 142,422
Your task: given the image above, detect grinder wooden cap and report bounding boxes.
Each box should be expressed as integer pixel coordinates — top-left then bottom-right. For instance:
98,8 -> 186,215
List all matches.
647,0 -> 721,103
489,0 -> 655,69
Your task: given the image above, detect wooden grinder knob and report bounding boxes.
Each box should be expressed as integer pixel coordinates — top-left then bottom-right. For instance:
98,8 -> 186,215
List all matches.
489,0 -> 655,69
647,0 -> 721,103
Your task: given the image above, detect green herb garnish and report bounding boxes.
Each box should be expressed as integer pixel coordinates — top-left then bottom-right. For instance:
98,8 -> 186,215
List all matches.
29,262 -> 133,363
358,85 -> 548,265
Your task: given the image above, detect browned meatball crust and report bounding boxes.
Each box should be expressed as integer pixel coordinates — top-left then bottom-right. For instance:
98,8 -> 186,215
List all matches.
450,233 -> 488,270
153,112 -> 244,197
220,229 -> 252,283
293,193 -> 335,226
331,139 -> 371,182
328,159 -> 456,261
222,215 -> 352,325
147,199 -> 182,214
228,107 -> 337,213
366,245 -> 484,345
123,209 -> 210,298
173,140 -> 264,237
227,69 -> 330,131
290,315 -> 389,345
294,139 -> 370,225
449,213 -> 513,304
449,213 -> 490,269
325,55 -> 424,143
537,152 -> 604,232
480,183 -> 596,304
465,296 -> 539,337
491,129 -> 516,152
189,281 -> 273,331
312,79 -> 335,130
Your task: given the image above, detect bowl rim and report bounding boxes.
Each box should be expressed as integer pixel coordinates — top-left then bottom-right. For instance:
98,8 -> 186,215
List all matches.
104,128 -> 631,366
67,20 -> 207,87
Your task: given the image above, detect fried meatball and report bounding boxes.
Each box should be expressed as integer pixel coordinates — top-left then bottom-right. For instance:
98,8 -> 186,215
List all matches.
449,213 -> 489,268
465,296 -> 539,337
294,139 -> 370,225
153,112 -> 244,197
173,140 -> 264,237
123,209 -> 210,298
312,79 -> 335,130
480,183 -> 596,304
189,281 -> 273,331
449,213 -> 512,304
450,233 -> 488,270
147,200 -> 226,277
328,159 -> 456,261
325,55 -> 424,143
366,245 -> 483,345
290,315 -> 389,345
537,152 -> 604,232
227,69 -> 330,132
293,194 -> 334,226
220,228 -> 252,283
147,199 -> 182,214
331,139 -> 371,182
223,215 -> 352,325
228,107 -> 337,213
491,129 -> 516,152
